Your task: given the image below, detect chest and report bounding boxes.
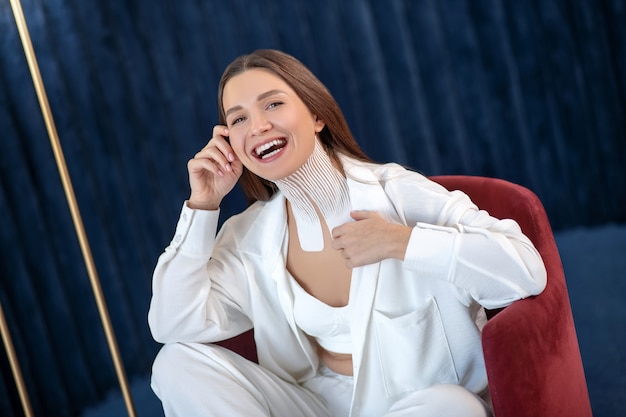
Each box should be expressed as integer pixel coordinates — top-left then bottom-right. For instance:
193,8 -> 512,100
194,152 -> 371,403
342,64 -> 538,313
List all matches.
285,208 -> 352,307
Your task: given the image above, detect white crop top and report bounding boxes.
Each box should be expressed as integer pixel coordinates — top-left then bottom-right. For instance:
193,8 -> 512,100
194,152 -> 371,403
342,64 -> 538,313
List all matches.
289,276 -> 353,355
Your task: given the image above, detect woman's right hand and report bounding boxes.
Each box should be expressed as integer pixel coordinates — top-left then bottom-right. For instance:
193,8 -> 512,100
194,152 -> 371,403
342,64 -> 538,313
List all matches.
187,125 -> 243,210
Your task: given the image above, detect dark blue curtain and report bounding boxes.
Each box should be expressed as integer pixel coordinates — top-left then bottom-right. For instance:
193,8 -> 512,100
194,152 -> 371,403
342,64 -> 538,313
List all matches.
1,0 -> 624,415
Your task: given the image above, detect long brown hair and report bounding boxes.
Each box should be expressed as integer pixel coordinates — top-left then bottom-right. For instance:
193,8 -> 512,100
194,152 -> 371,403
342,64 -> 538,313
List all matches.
217,49 -> 372,203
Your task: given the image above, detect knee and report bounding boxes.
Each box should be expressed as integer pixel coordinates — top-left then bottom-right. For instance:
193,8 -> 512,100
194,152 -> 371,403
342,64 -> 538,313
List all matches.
151,342 -> 222,397
426,384 -> 492,417
152,343 -> 183,384
151,343 -> 187,397
388,384 -> 492,417
423,383 -> 479,400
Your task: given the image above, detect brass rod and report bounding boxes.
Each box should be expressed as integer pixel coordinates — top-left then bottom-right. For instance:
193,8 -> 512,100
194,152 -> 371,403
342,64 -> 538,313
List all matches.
0,301 -> 34,417
9,1 -> 137,416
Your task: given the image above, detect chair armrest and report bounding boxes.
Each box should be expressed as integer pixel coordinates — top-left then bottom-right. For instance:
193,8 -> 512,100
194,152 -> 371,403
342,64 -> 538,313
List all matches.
482,281 -> 591,417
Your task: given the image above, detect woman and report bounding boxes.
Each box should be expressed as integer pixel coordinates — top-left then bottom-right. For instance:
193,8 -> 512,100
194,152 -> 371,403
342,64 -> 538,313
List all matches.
148,49 -> 547,417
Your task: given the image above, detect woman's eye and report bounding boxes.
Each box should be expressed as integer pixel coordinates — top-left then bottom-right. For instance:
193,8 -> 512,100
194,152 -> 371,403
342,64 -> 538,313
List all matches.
230,116 -> 245,126
267,101 -> 283,110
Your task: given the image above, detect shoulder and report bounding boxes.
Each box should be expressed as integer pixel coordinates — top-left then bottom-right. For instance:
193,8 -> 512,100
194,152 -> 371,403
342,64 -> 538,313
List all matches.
217,193 -> 286,243
221,196 -> 275,229
341,156 -> 451,197
342,156 -> 478,223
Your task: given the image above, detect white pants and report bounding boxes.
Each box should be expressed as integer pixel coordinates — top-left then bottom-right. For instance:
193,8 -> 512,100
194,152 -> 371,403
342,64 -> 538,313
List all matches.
151,342 -> 492,417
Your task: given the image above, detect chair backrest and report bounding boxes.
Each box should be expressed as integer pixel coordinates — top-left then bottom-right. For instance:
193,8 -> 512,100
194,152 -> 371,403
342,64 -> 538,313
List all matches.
431,176 -> 592,417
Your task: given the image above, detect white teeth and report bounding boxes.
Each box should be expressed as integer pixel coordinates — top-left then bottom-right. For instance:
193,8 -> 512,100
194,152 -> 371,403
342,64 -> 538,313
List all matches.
261,149 -> 281,159
254,139 -> 286,158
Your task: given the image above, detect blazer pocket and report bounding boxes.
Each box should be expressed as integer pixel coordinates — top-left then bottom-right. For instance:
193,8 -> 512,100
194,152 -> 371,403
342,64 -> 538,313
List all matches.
373,297 -> 459,398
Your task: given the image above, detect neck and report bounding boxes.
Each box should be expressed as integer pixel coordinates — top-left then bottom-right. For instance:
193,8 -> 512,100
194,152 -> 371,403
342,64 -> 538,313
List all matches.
274,139 -> 351,251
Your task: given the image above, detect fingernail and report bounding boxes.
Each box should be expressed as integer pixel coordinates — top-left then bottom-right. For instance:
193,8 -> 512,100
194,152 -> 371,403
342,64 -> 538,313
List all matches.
225,163 -> 232,172
218,170 -> 224,177
228,153 -> 235,162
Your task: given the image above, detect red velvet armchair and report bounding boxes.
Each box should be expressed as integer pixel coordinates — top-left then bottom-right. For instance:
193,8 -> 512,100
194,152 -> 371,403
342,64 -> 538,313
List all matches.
217,176 -> 592,417
431,176 -> 592,417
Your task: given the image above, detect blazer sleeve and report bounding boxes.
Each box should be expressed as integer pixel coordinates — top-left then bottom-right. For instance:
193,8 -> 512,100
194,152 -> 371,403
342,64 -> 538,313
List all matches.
148,202 -> 252,343
385,172 -> 547,309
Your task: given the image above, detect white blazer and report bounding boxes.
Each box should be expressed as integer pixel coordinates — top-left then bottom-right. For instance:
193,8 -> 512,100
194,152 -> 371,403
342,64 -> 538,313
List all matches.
149,157 -> 547,417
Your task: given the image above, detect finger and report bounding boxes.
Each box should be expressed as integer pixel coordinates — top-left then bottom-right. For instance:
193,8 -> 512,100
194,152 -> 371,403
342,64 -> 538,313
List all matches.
331,220 -> 355,239
211,124 -> 230,140
331,225 -> 344,240
188,156 -> 224,177
195,140 -> 235,172
211,125 -> 236,162
336,246 -> 352,263
197,127 -> 235,164
344,257 -> 356,269
350,210 -> 372,221
193,150 -> 230,174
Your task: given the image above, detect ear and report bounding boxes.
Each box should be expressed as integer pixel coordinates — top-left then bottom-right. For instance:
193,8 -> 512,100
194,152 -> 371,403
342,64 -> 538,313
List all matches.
313,115 -> 326,132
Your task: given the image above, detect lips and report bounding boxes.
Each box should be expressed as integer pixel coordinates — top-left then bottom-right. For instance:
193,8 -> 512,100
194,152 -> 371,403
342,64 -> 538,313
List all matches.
253,138 -> 287,159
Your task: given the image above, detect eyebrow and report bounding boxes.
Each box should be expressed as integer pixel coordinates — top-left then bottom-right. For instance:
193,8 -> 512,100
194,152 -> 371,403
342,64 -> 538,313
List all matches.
225,89 -> 287,117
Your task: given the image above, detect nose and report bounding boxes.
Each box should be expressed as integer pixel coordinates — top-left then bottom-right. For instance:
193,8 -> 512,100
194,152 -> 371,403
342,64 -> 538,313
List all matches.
250,112 -> 271,136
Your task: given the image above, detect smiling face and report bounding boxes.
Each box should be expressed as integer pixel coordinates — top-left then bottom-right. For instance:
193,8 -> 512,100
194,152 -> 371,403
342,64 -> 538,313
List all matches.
222,69 -> 325,181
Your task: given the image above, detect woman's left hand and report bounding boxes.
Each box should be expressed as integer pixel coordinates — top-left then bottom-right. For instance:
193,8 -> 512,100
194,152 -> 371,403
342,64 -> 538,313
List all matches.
331,211 -> 412,268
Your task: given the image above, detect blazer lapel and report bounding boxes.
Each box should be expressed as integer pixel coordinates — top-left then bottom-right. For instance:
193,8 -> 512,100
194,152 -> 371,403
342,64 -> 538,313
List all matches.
346,172 -> 401,382
239,196 -> 319,368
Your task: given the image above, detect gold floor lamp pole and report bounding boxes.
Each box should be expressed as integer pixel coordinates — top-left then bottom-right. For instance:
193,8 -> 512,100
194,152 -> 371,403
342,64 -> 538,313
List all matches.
7,1 -> 137,416
0,302 -> 33,417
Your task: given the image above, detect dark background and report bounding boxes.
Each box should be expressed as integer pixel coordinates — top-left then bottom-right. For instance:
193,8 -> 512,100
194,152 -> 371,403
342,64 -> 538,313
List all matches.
1,0 -> 624,416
